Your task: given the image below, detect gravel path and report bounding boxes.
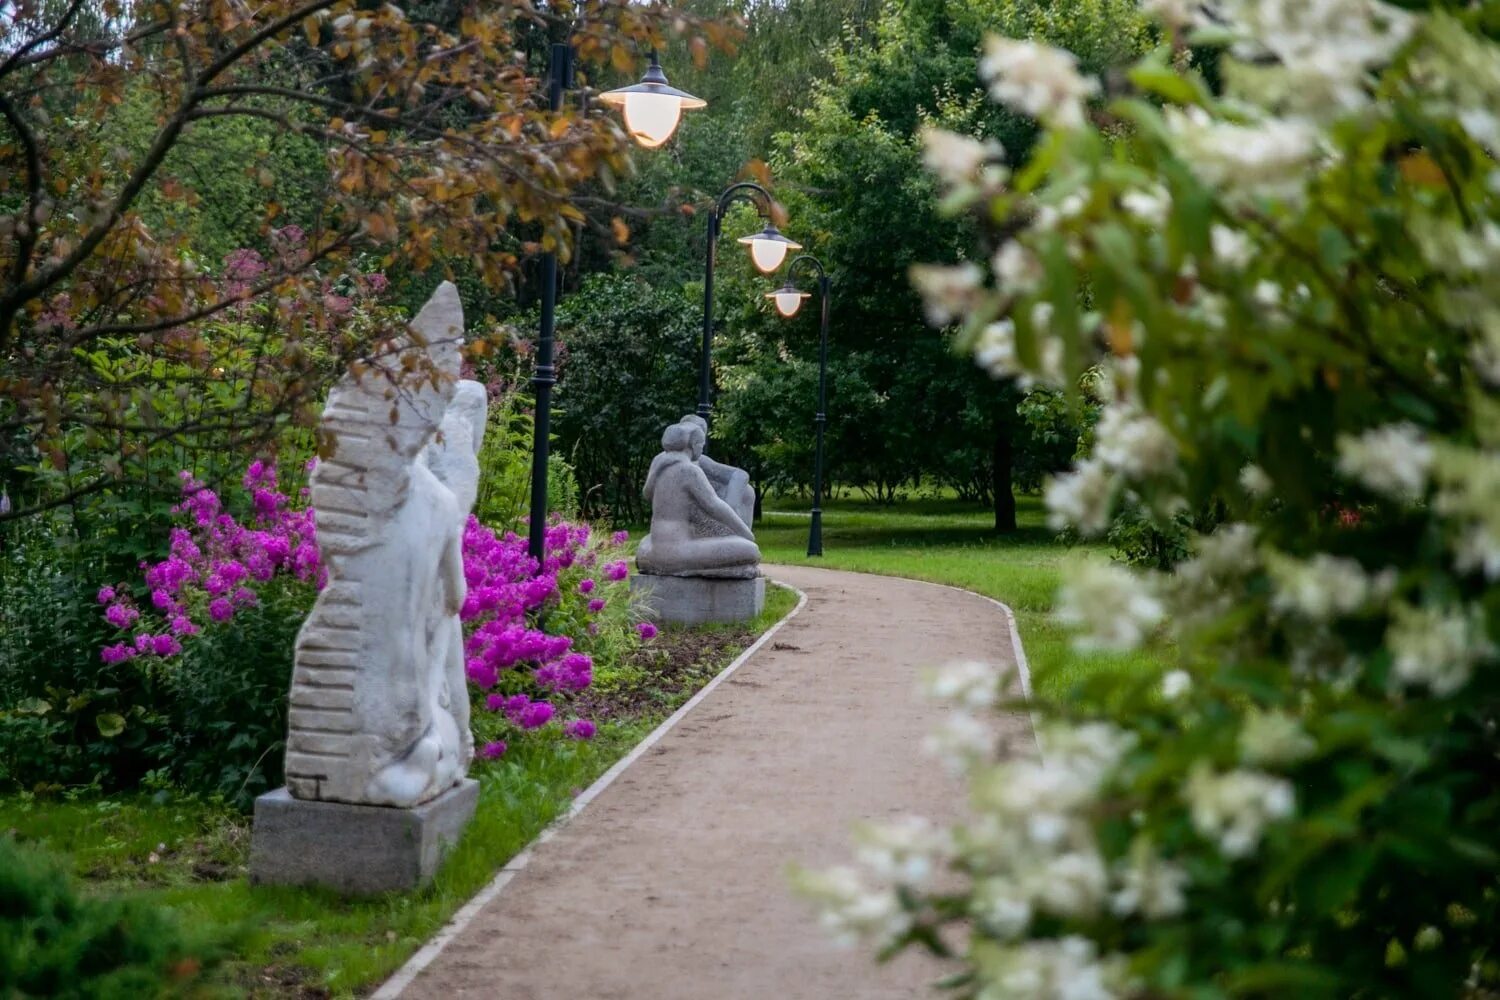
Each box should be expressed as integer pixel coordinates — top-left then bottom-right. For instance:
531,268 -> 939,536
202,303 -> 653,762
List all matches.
384,564 -> 1033,1000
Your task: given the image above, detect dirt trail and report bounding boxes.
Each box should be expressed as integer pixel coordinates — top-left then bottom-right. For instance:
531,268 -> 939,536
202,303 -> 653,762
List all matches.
388,564 -> 1032,1000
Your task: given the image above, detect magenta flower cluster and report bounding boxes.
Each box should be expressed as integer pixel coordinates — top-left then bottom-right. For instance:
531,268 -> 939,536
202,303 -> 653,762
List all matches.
98,462 -> 317,665
97,462 -> 653,755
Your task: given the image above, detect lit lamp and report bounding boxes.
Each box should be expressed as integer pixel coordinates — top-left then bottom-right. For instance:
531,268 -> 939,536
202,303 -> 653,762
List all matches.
599,53 -> 705,149
738,224 -> 802,274
767,255 -> 832,557
766,282 -> 812,318
695,182 -> 802,422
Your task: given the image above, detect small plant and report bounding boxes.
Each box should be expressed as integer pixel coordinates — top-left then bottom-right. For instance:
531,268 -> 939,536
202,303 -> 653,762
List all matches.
0,837 -> 224,997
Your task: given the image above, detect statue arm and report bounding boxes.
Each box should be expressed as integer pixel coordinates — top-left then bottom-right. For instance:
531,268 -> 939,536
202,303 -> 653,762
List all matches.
687,469 -> 754,541
440,526 -> 465,615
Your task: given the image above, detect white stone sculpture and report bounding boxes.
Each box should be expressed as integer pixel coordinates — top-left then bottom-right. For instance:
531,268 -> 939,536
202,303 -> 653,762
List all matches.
636,421 -> 760,579
282,281 -> 484,808
678,414 -> 756,528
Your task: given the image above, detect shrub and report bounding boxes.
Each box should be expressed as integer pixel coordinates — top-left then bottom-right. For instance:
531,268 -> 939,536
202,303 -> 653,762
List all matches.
0,519 -> 175,793
806,5 -> 1500,998
0,837 -> 222,997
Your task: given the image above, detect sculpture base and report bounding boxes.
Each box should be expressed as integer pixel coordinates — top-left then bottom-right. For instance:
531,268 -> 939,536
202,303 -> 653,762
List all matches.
250,778 -> 479,895
631,573 -> 765,625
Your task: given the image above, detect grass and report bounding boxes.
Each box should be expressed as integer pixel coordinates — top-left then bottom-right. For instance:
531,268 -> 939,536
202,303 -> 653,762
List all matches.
0,585 -> 798,998
750,493 -> 1164,699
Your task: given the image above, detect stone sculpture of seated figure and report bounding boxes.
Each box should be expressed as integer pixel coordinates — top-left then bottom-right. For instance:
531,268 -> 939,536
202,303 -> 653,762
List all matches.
636,422 -> 761,579
678,414 -> 756,530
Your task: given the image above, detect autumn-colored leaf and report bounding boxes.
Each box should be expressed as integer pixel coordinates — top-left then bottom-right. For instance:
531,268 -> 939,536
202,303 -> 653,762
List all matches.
743,158 -> 772,187
1398,152 -> 1446,189
1105,298 -> 1134,355
611,216 -> 631,244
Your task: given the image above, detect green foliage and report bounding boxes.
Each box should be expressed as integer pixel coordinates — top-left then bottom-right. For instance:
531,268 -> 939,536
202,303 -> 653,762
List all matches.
551,272 -> 702,521
0,837 -> 222,998
107,82 -> 327,265
0,519 -> 174,793
153,575 -> 308,807
473,374 -> 580,531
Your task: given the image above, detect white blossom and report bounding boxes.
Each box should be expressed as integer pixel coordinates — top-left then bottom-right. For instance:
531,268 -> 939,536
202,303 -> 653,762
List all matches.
1161,669 -> 1192,700
1210,225 -> 1253,269
1110,841 -> 1189,919
1093,404 -> 1178,478
1266,552 -> 1395,622
793,866 -> 911,947
1237,463 -> 1272,497
1253,280 -> 1283,310
1029,850 -> 1109,918
973,877 -> 1034,939
923,710 -> 996,776
1453,523 -> 1500,580
1238,709 -> 1317,766
1433,446 -> 1500,580
993,241 -> 1044,296
973,936 -> 1130,1000
1166,107 -> 1321,198
979,37 -> 1100,130
1386,602 -> 1494,697
853,816 -> 951,887
1216,0 -> 1416,120
1045,458 -> 1117,535
1121,186 -> 1171,228
1185,765 -> 1296,858
975,320 -> 1021,380
1056,559 -> 1165,652
911,261 -> 983,326
1336,423 -> 1433,502
923,659 -> 1005,711
921,126 -> 1005,188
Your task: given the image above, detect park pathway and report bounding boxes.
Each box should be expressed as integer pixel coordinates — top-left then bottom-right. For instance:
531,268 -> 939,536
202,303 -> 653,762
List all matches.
384,564 -> 1033,1000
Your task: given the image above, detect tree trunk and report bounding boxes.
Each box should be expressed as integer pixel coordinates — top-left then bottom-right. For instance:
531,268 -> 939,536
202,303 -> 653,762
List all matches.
993,420 -> 1017,533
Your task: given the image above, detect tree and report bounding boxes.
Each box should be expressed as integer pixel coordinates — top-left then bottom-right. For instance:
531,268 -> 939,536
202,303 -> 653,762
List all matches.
756,0 -> 1148,528
0,0 -> 734,520
808,3 -> 1500,996
550,271 -> 701,521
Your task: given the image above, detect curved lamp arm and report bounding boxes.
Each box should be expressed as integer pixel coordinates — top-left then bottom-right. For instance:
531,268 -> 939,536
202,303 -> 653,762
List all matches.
713,180 -> 773,221
784,253 -> 826,285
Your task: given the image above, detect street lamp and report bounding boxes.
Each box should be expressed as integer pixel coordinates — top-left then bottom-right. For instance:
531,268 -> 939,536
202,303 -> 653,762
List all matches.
764,254 -> 831,557
697,183 -> 801,422
527,44 -> 702,562
597,51 -> 706,149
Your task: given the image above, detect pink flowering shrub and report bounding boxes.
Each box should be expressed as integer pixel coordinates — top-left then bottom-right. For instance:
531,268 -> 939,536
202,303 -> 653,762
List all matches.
98,462 -> 652,764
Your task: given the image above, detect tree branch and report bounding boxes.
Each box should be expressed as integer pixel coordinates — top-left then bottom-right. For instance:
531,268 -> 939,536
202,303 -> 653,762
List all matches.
0,0 -> 87,79
0,92 -> 43,352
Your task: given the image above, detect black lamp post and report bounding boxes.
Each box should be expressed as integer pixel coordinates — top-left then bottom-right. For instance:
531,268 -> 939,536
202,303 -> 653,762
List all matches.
765,254 -> 831,557
526,46 -> 702,562
696,183 -> 802,423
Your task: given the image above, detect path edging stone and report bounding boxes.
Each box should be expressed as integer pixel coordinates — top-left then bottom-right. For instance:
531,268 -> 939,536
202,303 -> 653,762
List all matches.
371,580 -> 810,1000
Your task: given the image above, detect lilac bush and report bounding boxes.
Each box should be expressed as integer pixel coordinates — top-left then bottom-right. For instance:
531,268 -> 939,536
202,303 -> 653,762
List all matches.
98,461 -> 651,755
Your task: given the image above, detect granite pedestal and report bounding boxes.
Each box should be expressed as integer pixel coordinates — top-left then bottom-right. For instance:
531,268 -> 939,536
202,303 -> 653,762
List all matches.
250,778 -> 479,895
632,573 -> 765,625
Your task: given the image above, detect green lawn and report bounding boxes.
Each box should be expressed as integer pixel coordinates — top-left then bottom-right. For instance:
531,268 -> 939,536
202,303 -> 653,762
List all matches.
751,493 -> 1164,699
0,587 -> 798,997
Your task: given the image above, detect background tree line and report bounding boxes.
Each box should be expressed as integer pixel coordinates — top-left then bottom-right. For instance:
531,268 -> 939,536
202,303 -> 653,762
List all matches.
538,0 -> 1149,527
